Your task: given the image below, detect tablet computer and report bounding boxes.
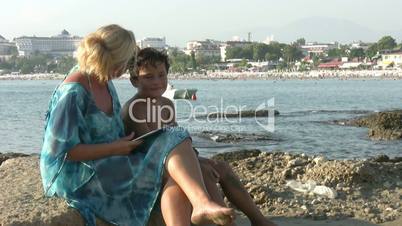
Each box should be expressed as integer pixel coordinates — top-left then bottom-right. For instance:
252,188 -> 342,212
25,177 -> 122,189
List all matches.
132,128 -> 164,141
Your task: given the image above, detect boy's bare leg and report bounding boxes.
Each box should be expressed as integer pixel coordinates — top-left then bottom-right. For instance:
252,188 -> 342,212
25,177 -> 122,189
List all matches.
200,160 -> 237,226
161,174 -> 192,226
165,138 -> 235,225
208,159 -> 277,226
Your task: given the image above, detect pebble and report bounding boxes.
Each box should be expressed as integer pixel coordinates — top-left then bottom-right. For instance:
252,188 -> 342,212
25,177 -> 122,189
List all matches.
311,199 -> 320,205
364,207 -> 372,214
312,156 -> 327,165
287,159 -> 307,167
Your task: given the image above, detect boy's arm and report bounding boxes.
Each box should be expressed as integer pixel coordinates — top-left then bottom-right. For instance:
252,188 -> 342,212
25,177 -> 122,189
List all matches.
164,97 -> 178,126
122,100 -> 152,137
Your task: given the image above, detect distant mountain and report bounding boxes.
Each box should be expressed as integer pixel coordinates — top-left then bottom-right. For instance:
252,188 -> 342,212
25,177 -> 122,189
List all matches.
243,17 -> 402,44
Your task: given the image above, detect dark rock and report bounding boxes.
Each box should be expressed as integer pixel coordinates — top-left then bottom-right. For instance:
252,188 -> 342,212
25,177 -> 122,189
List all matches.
0,152 -> 30,166
198,131 -> 276,143
282,169 -> 292,180
370,154 -> 390,162
211,149 -> 262,162
369,155 -> 402,163
337,110 -> 402,140
202,109 -> 280,119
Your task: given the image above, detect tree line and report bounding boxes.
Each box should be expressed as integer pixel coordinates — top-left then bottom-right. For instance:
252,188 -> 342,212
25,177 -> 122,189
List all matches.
0,51 -> 76,75
1,35 -> 400,74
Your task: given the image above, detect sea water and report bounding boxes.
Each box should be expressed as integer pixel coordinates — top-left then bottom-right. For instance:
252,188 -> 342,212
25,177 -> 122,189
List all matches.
1,78 -> 401,159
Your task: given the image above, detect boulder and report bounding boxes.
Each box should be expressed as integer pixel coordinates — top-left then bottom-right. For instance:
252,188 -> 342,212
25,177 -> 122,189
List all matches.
0,152 -> 29,166
0,156 -> 164,226
336,110 -> 402,140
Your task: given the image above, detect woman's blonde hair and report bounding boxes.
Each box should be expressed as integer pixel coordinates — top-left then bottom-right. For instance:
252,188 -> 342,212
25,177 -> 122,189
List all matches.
77,24 -> 136,83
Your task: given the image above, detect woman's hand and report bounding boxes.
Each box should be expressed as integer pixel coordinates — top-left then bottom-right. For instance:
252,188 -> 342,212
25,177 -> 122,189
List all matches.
67,133 -> 144,161
111,132 -> 143,155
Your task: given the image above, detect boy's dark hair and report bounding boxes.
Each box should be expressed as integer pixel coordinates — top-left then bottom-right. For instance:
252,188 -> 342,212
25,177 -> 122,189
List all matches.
128,47 -> 170,79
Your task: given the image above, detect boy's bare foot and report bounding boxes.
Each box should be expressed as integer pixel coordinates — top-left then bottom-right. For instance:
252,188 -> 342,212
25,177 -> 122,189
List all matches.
191,200 -> 235,225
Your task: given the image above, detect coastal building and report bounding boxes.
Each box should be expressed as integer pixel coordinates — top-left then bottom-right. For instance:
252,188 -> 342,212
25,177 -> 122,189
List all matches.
378,50 -> 402,69
14,30 -> 82,57
350,41 -> 371,50
230,36 -> 245,42
301,42 -> 339,57
137,37 -> 167,51
184,39 -> 221,59
263,35 -> 275,45
248,61 -> 277,71
220,40 -> 252,61
0,35 -> 17,60
318,59 -> 343,69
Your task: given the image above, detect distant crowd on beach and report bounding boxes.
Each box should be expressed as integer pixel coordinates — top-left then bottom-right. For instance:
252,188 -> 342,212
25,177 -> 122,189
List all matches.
169,69 -> 402,80
1,69 -> 402,80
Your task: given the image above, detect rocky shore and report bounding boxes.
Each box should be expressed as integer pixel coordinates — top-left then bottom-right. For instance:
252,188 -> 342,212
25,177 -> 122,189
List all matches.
199,109 -> 280,119
197,130 -> 279,143
333,110 -> 402,140
1,150 -> 401,225
212,150 -> 402,224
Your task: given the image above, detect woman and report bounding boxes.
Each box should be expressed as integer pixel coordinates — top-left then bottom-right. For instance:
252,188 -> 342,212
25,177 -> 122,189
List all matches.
40,24 -> 234,226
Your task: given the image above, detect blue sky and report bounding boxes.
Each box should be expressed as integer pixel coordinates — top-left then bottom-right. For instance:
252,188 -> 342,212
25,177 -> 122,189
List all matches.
1,0 -> 401,46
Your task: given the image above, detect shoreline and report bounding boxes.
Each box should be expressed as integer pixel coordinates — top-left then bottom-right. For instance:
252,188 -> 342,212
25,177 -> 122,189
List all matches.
1,69 -> 402,80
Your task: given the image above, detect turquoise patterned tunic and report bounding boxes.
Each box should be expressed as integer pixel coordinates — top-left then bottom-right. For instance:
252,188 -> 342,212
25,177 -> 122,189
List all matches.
40,81 -> 190,226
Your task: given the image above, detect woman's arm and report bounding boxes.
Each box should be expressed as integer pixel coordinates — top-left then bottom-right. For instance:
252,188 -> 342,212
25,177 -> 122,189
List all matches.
67,133 -> 142,161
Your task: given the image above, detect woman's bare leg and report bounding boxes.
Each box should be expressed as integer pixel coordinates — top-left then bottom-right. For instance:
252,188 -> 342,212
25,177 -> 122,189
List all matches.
160,175 -> 192,226
210,160 -> 277,226
165,138 -> 235,225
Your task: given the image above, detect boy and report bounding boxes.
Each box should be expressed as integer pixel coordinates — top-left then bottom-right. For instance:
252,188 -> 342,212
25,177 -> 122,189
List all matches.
122,47 -> 277,226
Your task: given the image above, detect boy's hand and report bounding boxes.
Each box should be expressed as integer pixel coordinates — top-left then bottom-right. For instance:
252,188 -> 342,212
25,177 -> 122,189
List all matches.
112,132 -> 143,155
